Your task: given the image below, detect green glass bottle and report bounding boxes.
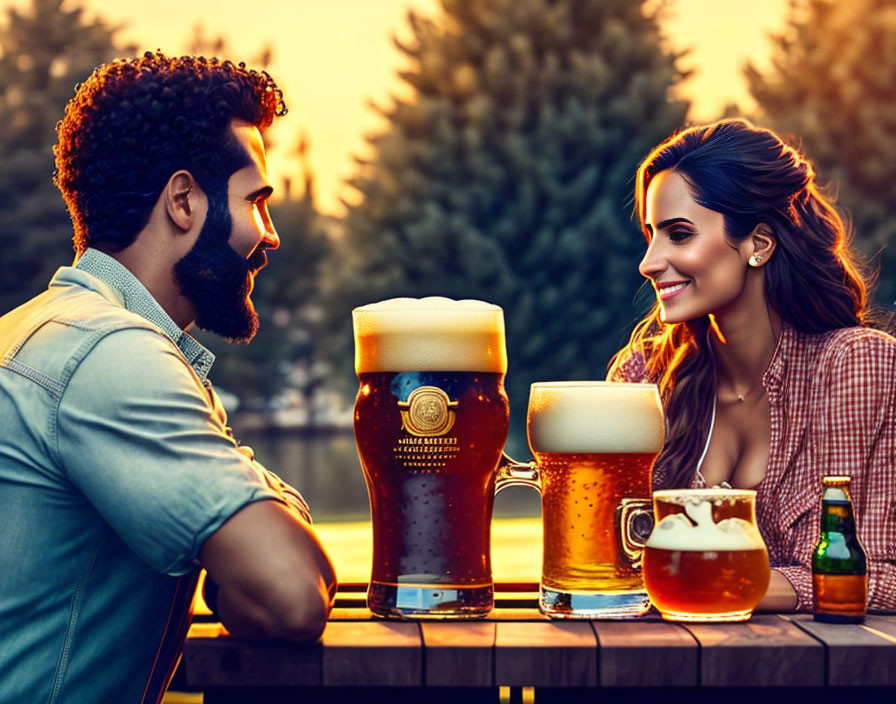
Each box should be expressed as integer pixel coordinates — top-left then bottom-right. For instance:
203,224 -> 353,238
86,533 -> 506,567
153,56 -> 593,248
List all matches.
812,476 -> 868,623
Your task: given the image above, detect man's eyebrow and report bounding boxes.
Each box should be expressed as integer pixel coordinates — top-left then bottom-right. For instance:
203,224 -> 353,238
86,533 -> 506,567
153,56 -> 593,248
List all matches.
246,185 -> 273,201
653,217 -> 694,230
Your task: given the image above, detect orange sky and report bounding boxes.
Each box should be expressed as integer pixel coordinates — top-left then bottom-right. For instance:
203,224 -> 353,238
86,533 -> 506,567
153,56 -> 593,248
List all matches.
5,0 -> 790,215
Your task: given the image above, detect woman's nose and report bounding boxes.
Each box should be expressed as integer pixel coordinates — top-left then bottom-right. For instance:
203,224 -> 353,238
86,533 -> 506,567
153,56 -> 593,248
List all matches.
638,240 -> 665,279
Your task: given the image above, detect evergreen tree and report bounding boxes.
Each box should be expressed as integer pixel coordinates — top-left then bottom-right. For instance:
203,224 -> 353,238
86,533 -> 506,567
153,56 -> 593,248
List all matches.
0,0 -> 126,314
321,0 -> 688,449
746,0 -> 896,305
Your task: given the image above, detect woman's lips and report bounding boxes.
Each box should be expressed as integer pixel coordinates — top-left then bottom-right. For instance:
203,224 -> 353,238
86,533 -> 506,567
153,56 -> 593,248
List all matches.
658,281 -> 690,301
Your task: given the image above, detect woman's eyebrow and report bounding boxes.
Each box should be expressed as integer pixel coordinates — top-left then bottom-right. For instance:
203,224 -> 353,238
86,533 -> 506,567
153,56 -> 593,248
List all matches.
654,217 -> 695,230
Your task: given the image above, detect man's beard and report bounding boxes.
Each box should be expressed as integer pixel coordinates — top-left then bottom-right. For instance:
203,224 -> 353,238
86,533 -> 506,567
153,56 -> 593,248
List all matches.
173,192 -> 261,343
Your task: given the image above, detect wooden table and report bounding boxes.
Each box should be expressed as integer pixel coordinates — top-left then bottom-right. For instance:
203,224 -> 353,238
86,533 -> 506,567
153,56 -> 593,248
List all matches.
181,583 -> 896,703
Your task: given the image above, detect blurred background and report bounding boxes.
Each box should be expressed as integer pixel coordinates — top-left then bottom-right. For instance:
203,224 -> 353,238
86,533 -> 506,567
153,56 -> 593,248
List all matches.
2,0 -> 894,532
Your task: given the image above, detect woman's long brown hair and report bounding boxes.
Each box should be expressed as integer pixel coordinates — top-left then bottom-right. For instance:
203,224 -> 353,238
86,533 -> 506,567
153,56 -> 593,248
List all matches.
608,119 -> 873,488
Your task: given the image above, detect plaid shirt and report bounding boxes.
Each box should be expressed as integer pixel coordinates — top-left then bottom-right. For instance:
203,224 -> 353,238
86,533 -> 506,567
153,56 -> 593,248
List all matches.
613,324 -> 896,612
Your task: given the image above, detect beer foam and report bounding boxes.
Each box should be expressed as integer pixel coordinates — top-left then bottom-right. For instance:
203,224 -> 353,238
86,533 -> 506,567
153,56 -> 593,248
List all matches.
353,297 -> 507,373
527,382 -> 665,454
646,499 -> 765,551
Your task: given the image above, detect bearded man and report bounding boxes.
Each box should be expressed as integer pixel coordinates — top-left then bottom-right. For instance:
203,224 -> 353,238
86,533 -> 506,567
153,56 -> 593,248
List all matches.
0,52 -> 336,704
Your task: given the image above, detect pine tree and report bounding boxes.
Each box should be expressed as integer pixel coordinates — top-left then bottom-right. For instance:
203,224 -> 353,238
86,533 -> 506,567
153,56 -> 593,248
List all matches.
321,0 -> 688,449
746,0 -> 896,305
0,0 -> 126,314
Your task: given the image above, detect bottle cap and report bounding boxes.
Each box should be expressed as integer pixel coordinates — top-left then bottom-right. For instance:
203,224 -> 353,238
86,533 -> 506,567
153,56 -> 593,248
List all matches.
822,476 -> 852,487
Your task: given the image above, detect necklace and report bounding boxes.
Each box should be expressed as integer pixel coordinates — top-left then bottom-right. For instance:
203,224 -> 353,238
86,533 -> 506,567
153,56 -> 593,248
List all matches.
733,380 -> 766,403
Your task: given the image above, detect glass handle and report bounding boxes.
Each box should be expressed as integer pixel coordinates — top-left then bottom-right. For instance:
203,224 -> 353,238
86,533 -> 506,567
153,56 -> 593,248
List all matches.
495,452 -> 541,495
616,498 -> 654,569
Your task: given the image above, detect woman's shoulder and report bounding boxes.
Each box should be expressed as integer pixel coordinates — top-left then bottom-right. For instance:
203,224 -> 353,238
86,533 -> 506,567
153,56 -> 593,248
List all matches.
794,324 -> 896,379
607,348 -> 649,383
816,325 -> 895,359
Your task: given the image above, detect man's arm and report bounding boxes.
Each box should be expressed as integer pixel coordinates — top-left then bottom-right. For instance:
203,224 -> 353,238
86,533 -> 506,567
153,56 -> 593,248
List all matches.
200,500 -> 336,641
57,327 -> 338,639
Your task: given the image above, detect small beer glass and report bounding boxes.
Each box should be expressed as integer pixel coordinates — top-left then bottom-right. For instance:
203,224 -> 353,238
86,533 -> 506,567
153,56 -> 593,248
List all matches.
501,382 -> 663,619
643,488 -> 771,622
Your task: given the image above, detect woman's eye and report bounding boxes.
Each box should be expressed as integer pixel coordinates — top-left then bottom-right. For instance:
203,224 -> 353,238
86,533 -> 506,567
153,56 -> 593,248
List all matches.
668,229 -> 693,242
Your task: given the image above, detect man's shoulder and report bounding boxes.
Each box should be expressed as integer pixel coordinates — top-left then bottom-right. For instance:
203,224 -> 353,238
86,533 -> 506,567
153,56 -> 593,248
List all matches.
1,285 -> 178,394
2,281 -> 161,339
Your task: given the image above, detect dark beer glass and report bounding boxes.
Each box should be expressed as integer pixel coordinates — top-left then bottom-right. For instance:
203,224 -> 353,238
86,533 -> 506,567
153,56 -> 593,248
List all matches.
353,298 -> 508,618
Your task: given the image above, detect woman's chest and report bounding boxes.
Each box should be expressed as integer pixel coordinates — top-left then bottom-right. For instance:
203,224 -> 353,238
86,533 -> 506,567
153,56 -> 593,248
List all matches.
700,397 -> 772,489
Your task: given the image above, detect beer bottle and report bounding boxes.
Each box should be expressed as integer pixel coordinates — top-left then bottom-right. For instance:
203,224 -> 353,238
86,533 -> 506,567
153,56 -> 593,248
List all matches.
812,476 -> 868,623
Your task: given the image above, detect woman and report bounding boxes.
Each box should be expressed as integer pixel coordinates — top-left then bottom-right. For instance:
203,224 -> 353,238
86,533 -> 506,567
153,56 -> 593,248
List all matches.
608,119 -> 895,612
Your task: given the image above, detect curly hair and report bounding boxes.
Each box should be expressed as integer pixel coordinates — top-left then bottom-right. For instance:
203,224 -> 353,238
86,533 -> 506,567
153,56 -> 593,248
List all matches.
54,51 -> 287,255
608,119 -> 873,488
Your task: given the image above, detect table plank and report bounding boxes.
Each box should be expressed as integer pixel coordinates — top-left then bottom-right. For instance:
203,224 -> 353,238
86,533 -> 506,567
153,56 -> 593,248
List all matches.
421,622 -> 496,687
321,621 -> 422,686
494,621 -> 597,687
591,620 -> 698,687
182,623 -> 321,687
486,607 -> 548,621
864,615 -> 896,639
684,614 -> 824,686
787,614 -> 896,686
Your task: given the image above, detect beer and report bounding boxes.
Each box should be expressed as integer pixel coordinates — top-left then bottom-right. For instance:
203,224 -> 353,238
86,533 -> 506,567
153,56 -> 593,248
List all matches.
528,382 -> 664,618
353,297 -> 509,618
813,476 -> 868,623
538,452 -> 654,593
643,489 -> 770,622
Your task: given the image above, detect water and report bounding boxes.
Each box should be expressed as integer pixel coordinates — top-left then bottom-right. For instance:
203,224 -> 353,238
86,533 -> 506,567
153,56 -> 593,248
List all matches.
233,428 -> 542,523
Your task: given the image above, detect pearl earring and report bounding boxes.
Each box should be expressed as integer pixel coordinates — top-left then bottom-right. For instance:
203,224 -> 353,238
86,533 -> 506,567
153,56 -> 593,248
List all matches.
750,255 -> 763,266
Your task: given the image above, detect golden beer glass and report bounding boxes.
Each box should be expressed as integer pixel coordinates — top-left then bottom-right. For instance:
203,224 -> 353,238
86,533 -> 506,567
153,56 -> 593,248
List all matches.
643,489 -> 771,622
353,297 -> 509,619
504,382 -> 663,619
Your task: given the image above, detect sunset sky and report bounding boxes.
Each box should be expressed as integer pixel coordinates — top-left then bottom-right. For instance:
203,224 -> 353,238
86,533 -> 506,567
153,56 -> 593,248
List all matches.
5,0 -> 790,214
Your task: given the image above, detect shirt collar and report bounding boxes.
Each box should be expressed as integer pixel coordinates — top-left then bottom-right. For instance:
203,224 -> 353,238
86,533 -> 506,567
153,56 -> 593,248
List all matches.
762,321 -> 792,399
66,248 -> 215,380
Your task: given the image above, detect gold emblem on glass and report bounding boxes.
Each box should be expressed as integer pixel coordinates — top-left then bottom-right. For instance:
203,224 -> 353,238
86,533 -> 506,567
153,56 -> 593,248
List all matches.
398,386 -> 459,437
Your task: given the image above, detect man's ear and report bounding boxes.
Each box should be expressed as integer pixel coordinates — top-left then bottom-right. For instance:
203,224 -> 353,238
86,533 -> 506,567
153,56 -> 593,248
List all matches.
748,223 -> 777,267
165,171 -> 203,232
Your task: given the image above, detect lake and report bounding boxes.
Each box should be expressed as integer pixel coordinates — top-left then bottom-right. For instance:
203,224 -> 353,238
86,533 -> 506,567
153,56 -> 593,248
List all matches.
234,428 -> 543,523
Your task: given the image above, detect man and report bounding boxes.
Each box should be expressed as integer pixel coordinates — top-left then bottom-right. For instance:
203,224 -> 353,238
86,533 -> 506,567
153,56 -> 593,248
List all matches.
0,52 -> 336,703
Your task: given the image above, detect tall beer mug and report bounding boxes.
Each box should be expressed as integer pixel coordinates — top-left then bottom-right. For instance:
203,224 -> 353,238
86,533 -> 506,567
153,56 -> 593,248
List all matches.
501,382 -> 664,619
353,297 -> 509,618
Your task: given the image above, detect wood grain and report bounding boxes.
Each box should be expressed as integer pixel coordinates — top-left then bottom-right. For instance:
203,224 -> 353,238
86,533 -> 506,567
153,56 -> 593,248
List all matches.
421,621 -> 496,687
321,621 -> 422,686
684,614 -> 824,686
494,621 -> 597,687
788,614 -> 896,685
863,615 -> 896,640
182,624 -> 321,688
591,620 -> 698,686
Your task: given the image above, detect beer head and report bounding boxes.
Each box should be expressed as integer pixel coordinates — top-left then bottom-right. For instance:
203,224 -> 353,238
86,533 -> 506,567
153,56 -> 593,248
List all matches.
353,297 -> 507,374
527,382 -> 664,454
647,489 -> 766,551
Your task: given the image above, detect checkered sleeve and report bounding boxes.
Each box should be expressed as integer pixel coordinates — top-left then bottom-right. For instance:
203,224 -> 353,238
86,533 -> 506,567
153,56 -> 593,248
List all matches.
808,331 -> 896,612
607,350 -> 649,383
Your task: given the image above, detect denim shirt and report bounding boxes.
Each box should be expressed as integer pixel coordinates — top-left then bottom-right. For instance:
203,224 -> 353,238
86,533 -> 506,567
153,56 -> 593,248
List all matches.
0,249 -> 293,703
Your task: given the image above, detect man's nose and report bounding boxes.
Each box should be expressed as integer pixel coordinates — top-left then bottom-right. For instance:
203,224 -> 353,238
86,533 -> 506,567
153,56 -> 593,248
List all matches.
262,223 -> 280,251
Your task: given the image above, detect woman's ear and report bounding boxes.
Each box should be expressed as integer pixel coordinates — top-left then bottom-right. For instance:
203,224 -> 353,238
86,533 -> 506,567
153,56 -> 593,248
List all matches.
748,224 -> 776,267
